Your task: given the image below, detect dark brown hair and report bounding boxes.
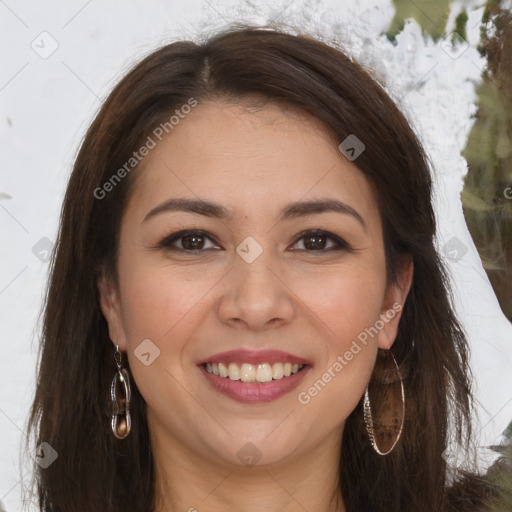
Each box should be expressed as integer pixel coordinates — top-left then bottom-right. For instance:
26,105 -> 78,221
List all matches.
25,25 -> 474,511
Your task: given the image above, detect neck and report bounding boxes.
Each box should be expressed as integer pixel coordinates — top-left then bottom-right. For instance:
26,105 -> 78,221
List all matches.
150,416 -> 346,512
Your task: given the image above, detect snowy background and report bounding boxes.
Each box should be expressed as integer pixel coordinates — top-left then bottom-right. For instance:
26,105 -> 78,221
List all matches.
1,0 -> 511,510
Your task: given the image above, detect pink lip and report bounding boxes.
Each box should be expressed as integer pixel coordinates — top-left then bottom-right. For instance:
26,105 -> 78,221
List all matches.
196,349 -> 311,366
198,364 -> 312,403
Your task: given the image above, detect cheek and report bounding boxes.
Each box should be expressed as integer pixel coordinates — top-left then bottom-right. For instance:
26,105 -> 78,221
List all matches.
294,262 -> 386,346
118,253 -> 212,344
292,266 -> 384,420
297,344 -> 376,436
115,259 -> 210,416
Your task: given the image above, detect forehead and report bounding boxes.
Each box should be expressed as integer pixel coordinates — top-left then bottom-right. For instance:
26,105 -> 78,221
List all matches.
125,100 -> 379,225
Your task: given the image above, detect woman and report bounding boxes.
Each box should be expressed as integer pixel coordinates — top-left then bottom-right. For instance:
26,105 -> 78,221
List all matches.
25,25 -> 499,511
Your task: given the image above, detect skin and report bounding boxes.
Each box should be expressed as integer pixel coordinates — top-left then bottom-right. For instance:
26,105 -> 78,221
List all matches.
98,99 -> 413,512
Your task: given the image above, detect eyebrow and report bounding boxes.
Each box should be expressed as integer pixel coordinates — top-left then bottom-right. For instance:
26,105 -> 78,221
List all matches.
143,197 -> 366,229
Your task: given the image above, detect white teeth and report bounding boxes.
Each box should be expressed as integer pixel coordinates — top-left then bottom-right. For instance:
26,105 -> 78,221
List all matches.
228,362 -> 240,380
272,362 -> 284,379
205,362 -> 305,382
218,362 -> 229,378
256,363 -> 273,383
240,363 -> 255,382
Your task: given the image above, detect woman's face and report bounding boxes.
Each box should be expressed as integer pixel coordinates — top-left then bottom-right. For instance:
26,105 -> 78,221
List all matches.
99,99 -> 411,469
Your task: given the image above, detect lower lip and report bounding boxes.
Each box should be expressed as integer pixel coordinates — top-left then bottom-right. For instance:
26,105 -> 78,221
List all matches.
198,364 -> 311,403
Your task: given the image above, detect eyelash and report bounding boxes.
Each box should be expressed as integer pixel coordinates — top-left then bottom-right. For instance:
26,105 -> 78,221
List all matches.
155,229 -> 353,254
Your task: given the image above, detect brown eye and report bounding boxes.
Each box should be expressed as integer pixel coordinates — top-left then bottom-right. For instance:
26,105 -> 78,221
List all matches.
303,233 -> 327,250
181,233 -> 206,250
157,230 -> 220,251
290,230 -> 351,252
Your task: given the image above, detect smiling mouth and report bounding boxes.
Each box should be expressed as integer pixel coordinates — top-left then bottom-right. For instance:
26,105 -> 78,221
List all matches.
202,362 -> 307,383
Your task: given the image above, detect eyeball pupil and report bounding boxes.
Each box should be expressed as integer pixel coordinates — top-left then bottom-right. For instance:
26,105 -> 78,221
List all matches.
305,234 -> 326,250
183,234 -> 204,250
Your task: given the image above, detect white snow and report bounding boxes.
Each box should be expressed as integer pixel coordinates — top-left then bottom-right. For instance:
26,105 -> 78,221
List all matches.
1,1 -> 511,510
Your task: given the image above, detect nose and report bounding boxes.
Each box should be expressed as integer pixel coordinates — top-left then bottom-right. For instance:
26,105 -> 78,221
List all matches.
217,251 -> 295,331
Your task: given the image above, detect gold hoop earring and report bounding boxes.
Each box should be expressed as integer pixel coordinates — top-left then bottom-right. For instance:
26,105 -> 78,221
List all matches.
363,349 -> 405,455
110,344 -> 132,439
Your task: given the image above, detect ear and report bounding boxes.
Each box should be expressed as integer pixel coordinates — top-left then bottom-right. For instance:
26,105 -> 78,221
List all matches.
377,255 -> 413,350
97,270 -> 127,352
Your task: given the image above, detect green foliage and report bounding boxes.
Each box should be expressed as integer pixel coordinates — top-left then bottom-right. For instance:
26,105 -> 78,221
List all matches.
387,0 -> 450,40
454,9 -> 468,41
461,0 -> 512,321
484,443 -> 512,511
504,420 -> 512,440
387,0 -> 511,320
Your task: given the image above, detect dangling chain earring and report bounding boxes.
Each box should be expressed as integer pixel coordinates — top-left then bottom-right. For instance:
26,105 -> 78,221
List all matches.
110,344 -> 132,439
363,350 -> 405,455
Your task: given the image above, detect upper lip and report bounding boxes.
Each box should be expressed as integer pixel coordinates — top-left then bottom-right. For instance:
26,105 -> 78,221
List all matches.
197,349 -> 312,366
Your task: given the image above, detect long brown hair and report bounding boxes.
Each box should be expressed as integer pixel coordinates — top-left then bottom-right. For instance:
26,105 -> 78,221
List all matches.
25,25 -> 474,511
